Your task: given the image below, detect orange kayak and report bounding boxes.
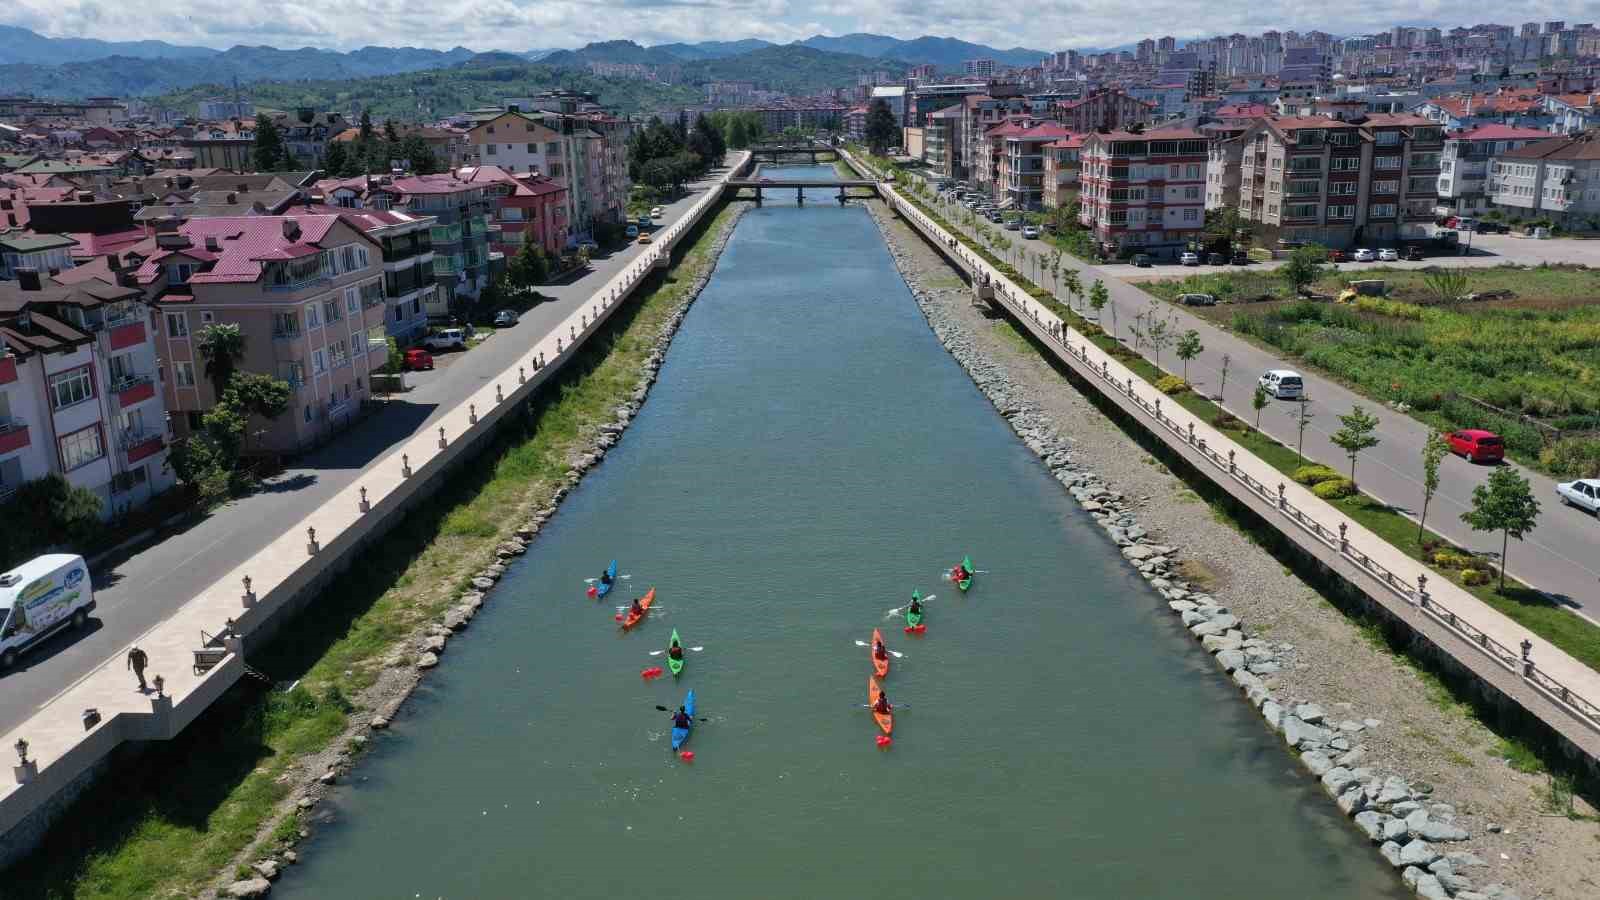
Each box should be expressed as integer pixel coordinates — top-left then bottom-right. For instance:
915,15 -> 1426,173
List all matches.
869,677 -> 893,735
621,587 -> 655,629
870,628 -> 889,678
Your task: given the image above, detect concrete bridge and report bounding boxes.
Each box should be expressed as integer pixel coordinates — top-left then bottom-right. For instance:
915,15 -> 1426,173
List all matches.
746,143 -> 837,163
723,178 -> 879,205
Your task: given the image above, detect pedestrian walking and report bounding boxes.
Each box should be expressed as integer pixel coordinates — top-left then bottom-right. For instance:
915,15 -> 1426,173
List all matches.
127,646 -> 148,692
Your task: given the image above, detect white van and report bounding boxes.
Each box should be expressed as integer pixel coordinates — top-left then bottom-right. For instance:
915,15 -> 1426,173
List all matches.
0,554 -> 96,669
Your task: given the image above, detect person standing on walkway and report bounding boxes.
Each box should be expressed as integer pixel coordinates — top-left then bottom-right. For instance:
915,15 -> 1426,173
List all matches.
127,646 -> 148,692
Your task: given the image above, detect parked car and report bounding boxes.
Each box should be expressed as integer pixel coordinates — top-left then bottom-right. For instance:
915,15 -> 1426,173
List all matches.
0,554 -> 95,669
987,211 -> 1004,223
1325,249 -> 1349,263
638,215 -> 651,228
1180,251 -> 1201,266
1230,250 -> 1250,265
638,233 -> 653,244
1478,221 -> 1508,234
1404,245 -> 1426,261
494,309 -> 520,327
1445,429 -> 1504,463
625,225 -> 639,239
1004,218 -> 1021,231
1375,248 -> 1398,262
1179,292 -> 1217,306
426,328 -> 467,351
402,348 -> 435,371
1206,252 -> 1225,265
1257,369 -> 1305,400
650,206 -> 664,218
1021,225 -> 1040,239
1352,248 -> 1376,262
1557,478 -> 1600,515
1133,253 -> 1152,267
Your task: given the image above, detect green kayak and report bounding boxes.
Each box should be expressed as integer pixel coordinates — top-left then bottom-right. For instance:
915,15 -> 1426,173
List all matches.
667,629 -> 685,676
905,609 -> 923,627
956,555 -> 973,592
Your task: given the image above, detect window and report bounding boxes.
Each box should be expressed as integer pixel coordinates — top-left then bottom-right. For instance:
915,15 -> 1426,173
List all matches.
1182,208 -> 1198,221
175,361 -> 196,387
200,311 -> 215,324
120,408 -> 145,437
1370,203 -> 1397,218
526,143 -> 537,153
306,305 -> 321,329
50,367 -> 95,409
330,338 -> 349,368
272,312 -> 299,336
1328,204 -> 1355,218
109,352 -> 134,384
323,300 -> 340,323
1331,157 -> 1360,171
312,348 -> 327,374
345,287 -> 360,314
1285,203 -> 1319,219
545,141 -> 559,155
58,426 -> 104,471
1185,164 -> 1202,179
165,312 -> 188,338
487,144 -> 498,156
1330,181 -> 1357,195
1372,180 -> 1398,194
1375,156 -> 1402,170
1168,164 -> 1181,177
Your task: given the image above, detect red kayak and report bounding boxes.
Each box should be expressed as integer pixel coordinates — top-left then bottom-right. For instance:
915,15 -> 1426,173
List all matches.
869,677 -> 893,735
620,587 -> 655,630
870,628 -> 890,679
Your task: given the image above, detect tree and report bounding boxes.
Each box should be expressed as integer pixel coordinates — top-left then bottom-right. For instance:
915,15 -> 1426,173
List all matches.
509,239 -> 550,289
222,372 -> 291,453
1062,269 -> 1081,311
1290,400 -> 1315,461
323,141 -> 349,178
864,98 -> 898,155
196,323 -> 246,398
359,109 -> 374,143
1203,204 -> 1251,253
1281,242 -> 1328,294
399,135 -> 439,175
383,119 -> 401,145
1424,268 -> 1469,305
253,117 -> 286,171
1331,404 -> 1381,484
1088,279 -> 1109,325
1175,329 -> 1203,383
1419,432 -> 1448,544
1461,466 -> 1541,592
1252,385 -> 1270,428
1148,315 -> 1173,370
1218,352 -> 1231,400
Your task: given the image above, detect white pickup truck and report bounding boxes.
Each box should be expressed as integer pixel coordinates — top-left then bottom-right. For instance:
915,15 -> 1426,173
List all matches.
0,554 -> 96,668
1556,479 -> 1600,515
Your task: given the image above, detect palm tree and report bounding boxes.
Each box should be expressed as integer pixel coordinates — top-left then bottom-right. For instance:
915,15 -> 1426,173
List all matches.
196,323 -> 246,398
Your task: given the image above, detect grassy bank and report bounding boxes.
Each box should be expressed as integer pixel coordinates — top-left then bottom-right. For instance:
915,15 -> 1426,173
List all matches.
886,185 -> 1600,676
6,202 -> 743,900
1142,264 -> 1600,477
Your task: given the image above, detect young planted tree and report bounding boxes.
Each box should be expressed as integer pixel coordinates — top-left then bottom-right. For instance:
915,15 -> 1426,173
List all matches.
1088,279 -> 1109,326
1461,466 -> 1542,592
1281,242 -> 1328,295
1175,329 -> 1203,383
1418,431 -> 1448,543
1218,351 -> 1232,400
1290,400 -> 1315,461
1331,404 -> 1381,484
1062,269 -> 1081,311
1252,385 -> 1270,428
1148,316 -> 1173,369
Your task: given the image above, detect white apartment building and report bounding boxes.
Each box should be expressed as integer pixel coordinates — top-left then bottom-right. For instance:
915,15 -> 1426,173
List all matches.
1489,131 -> 1600,224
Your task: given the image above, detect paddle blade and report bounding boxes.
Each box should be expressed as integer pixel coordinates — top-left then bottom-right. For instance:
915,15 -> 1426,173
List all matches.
614,614 -> 623,622
875,735 -> 893,748
679,751 -> 695,762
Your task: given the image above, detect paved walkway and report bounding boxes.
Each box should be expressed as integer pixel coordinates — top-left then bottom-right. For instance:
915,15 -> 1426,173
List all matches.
862,163 -> 1600,748
0,154 -> 747,783
919,188 -> 1600,624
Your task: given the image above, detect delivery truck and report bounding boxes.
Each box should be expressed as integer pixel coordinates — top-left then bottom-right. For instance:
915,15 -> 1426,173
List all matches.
0,554 -> 96,669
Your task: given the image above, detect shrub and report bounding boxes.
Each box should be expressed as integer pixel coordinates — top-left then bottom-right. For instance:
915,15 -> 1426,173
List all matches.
1461,568 -> 1492,586
1292,464 -> 1342,485
1312,477 -> 1357,499
1539,437 -> 1600,479
1432,550 -> 1474,569
0,474 -> 106,568
1155,374 -> 1189,395
1211,412 -> 1246,431
1353,297 -> 1425,320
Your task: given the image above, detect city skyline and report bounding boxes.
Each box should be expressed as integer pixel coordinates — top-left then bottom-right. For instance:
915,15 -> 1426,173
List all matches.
2,2 -> 1591,58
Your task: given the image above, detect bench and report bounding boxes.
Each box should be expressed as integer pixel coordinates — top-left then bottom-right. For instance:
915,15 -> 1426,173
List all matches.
192,647 -> 229,674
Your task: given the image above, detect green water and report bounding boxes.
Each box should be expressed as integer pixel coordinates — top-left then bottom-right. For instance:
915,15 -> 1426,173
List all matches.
274,168 -> 1404,899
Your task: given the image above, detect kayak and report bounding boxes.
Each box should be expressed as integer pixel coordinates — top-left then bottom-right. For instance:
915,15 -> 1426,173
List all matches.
671,689 -> 696,750
868,677 -> 893,735
870,628 -> 889,678
621,587 -> 656,629
595,560 -> 618,599
953,555 -> 973,592
667,628 -> 685,676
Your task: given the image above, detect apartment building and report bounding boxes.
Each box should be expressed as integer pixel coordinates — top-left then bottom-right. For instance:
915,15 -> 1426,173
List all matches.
0,233 -> 77,280
0,268 -> 175,513
1042,134 -> 1085,209
1489,131 -> 1600,225
1230,114 -> 1443,248
467,112 -> 567,177
456,165 -> 570,258
923,106 -> 962,179
140,214 -> 388,453
1438,125 -> 1550,216
1001,122 -> 1073,210
380,174 -> 492,316
1049,90 -> 1157,134
319,208 -> 437,347
1078,128 -> 1209,258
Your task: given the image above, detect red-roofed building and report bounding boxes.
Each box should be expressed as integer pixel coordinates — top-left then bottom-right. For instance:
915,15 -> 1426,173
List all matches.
456,165 -> 569,258
1440,125 -> 1552,216
1001,122 -> 1073,210
1079,128 -> 1208,258
1048,89 -> 1156,135
133,214 -> 389,453
976,119 -> 1037,198
1042,134 -> 1086,210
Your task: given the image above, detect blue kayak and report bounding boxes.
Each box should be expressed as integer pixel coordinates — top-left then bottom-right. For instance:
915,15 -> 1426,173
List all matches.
595,560 -> 618,598
671,689 -> 696,750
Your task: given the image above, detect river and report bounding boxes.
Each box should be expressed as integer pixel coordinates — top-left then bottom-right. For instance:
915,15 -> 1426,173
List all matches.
274,166 -> 1404,899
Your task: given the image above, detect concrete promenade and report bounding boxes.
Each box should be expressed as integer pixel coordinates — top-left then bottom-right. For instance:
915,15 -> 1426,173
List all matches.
848,151 -> 1600,765
0,153 -> 750,854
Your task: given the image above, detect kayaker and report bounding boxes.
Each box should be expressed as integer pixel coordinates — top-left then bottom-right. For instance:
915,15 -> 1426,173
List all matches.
872,689 -> 893,715
628,596 -> 644,618
873,638 -> 888,660
952,561 -> 971,583
672,706 -> 692,729
599,569 -> 614,588
907,593 -> 923,617
668,643 -> 684,661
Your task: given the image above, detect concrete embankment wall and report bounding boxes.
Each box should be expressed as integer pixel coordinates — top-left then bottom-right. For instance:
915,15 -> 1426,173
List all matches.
0,154 -> 754,866
846,155 -> 1600,778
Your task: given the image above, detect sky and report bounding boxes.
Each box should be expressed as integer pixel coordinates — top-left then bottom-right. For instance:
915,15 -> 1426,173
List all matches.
1,0 -> 1590,54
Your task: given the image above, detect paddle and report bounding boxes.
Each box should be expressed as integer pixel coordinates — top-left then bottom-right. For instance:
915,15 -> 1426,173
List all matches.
648,646 -> 705,656
885,594 -> 935,616
584,574 -> 633,583
853,640 -> 905,659
938,570 -> 988,576
653,704 -> 709,722
858,704 -> 911,710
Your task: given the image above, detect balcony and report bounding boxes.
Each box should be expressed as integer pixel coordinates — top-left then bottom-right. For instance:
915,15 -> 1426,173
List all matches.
265,274 -> 329,293
120,429 -> 164,463
108,321 -> 147,351
0,355 -> 15,386
272,328 -> 303,343
0,417 -> 29,455
113,374 -> 156,408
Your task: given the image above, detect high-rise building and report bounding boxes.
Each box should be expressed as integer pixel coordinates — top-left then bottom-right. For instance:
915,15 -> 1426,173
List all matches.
964,59 -> 996,77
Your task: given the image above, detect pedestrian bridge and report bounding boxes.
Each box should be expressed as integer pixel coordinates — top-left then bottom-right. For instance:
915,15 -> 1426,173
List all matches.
722,179 -> 880,204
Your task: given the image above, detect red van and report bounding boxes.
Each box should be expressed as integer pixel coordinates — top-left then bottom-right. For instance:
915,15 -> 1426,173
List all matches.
1445,429 -> 1504,463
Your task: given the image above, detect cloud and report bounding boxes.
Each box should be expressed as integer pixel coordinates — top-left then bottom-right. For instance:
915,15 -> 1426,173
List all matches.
2,1 -> 1584,53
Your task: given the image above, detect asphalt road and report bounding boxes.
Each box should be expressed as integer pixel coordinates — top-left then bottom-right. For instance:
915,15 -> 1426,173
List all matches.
925,191 -> 1600,624
0,159 -> 739,734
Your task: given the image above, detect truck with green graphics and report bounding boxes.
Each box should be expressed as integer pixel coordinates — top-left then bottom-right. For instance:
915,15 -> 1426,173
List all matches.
0,554 -> 96,669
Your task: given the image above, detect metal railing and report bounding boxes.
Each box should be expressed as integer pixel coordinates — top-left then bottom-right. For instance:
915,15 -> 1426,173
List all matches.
110,373 -> 153,394
0,416 -> 24,435
874,172 -> 1600,736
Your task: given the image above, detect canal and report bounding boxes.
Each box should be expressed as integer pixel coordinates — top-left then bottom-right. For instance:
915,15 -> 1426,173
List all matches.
275,167 -> 1404,899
